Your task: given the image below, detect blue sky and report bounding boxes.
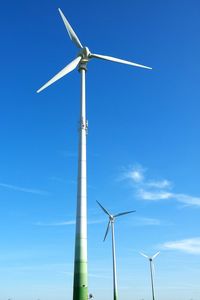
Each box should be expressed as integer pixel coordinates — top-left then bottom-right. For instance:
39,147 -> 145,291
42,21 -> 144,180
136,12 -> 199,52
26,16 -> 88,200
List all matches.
1,0 -> 200,300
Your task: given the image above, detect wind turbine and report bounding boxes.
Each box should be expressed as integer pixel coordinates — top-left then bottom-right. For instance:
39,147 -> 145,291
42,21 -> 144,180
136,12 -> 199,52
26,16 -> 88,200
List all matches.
37,8 -> 151,300
97,201 -> 135,300
140,252 -> 160,300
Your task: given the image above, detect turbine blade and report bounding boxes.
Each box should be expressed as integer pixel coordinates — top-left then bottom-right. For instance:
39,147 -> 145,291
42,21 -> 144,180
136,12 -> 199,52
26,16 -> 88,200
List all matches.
96,201 -> 111,217
37,56 -> 81,93
140,252 -> 149,259
58,8 -> 83,49
114,210 -> 136,218
152,251 -> 160,260
90,53 -> 152,70
103,220 -> 111,241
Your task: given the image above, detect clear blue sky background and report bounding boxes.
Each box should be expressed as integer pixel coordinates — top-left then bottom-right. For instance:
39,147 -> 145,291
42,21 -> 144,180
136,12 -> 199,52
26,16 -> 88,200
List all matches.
1,1 -> 200,300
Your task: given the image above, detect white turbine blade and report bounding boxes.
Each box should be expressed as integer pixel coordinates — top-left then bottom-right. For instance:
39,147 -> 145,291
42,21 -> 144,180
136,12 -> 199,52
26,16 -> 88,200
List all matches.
103,220 -> 111,241
91,53 -> 152,70
114,210 -> 136,218
58,8 -> 83,49
96,201 -> 111,217
152,251 -> 160,260
37,56 -> 81,93
140,252 -> 149,259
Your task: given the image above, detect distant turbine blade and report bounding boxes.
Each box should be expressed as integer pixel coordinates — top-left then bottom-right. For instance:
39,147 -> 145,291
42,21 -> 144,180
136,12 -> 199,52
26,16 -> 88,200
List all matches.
96,201 -> 111,217
114,210 -> 136,218
37,56 -> 81,93
152,251 -> 160,260
104,220 -> 111,241
140,252 -> 149,259
90,53 -> 152,70
58,8 -> 83,49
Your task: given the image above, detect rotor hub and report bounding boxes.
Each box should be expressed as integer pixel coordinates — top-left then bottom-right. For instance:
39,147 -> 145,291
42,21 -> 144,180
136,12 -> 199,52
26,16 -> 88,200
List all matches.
78,47 -> 91,62
110,215 -> 114,221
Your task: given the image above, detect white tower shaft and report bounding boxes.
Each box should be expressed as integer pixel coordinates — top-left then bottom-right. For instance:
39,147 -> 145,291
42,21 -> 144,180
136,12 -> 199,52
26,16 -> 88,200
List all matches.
73,66 -> 88,300
149,259 -> 155,300
111,221 -> 118,300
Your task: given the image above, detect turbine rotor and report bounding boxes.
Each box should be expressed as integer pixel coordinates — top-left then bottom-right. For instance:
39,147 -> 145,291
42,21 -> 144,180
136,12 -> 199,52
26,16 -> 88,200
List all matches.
78,47 -> 91,63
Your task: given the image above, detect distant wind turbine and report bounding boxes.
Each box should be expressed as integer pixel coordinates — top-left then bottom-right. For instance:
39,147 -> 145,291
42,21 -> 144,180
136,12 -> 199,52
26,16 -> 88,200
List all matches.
140,252 -> 160,300
97,201 -> 135,300
37,7 -> 151,300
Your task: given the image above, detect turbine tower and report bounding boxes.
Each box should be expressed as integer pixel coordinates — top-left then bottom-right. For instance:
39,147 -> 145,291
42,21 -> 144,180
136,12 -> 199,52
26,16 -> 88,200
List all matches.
37,8 -> 151,300
140,252 -> 160,300
97,201 -> 135,300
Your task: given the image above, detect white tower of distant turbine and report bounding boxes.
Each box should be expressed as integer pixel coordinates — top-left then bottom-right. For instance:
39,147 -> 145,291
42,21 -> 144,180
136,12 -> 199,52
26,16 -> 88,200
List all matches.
37,8 -> 151,300
140,252 -> 160,300
97,201 -> 135,300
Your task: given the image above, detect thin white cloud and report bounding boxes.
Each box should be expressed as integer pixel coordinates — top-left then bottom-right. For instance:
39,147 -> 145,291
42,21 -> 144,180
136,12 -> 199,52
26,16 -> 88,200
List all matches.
122,164 -> 200,207
174,194 -> 200,206
138,189 -> 172,201
128,170 -> 144,183
161,237 -> 200,254
133,216 -> 161,226
35,220 -> 75,226
35,219 -> 104,226
138,189 -> 200,206
0,182 -> 48,195
146,179 -> 172,189
122,165 -> 145,183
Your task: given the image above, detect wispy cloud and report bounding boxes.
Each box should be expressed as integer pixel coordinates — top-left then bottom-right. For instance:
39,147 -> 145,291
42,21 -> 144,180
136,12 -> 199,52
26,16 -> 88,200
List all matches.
34,219 -> 104,226
146,179 -> 172,189
122,164 -> 145,183
0,263 -> 71,274
35,220 -> 76,226
161,237 -> 200,254
0,182 -> 48,195
133,216 -> 161,226
122,164 -> 200,207
138,189 -> 172,201
173,194 -> 200,206
138,189 -> 200,206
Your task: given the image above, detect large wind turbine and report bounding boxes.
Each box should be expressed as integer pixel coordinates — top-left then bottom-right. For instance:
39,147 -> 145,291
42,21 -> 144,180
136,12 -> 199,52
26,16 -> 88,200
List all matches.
97,201 -> 135,300
37,8 -> 151,300
140,252 -> 160,300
